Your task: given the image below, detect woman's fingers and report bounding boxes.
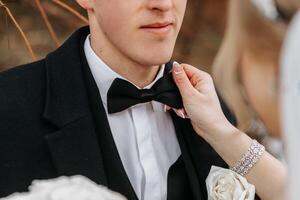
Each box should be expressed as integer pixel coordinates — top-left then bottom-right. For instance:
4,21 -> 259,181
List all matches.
180,63 -> 212,87
180,63 -> 208,75
172,62 -> 196,97
173,108 -> 189,119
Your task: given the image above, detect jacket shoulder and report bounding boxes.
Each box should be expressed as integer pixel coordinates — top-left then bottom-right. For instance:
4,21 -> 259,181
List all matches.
0,59 -> 47,118
0,59 -> 46,84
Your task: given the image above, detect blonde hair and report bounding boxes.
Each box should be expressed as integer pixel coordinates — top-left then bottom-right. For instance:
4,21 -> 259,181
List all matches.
212,0 -> 299,132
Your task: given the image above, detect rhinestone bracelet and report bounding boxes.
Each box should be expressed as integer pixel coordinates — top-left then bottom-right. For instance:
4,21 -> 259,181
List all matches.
230,140 -> 265,176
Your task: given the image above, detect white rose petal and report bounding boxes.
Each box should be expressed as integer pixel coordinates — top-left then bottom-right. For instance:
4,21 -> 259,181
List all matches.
206,166 -> 255,200
1,175 -> 126,200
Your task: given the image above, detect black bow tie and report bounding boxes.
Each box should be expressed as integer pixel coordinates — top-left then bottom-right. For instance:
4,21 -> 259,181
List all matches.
107,63 -> 183,114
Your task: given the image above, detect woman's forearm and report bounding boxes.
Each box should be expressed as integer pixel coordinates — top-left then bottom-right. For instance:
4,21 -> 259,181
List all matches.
197,123 -> 287,200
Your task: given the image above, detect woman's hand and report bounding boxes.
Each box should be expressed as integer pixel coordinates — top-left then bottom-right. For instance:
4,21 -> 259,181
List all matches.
171,62 -> 236,141
171,62 -> 287,200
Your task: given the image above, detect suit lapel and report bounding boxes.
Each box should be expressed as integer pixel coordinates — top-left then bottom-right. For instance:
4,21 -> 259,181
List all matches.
45,116 -> 107,185
43,26 -> 137,200
43,27 -> 107,186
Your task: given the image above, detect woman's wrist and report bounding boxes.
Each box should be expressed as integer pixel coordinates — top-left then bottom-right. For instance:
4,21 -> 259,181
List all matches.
194,120 -> 253,167
193,117 -> 239,144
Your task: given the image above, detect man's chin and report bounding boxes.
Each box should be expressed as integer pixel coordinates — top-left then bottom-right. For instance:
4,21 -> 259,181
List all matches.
141,50 -> 173,65
138,56 -> 172,67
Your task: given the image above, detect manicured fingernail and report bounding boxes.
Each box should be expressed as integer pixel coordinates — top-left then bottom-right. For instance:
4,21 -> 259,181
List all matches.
182,109 -> 189,119
173,62 -> 182,74
174,109 -> 185,119
179,110 -> 186,119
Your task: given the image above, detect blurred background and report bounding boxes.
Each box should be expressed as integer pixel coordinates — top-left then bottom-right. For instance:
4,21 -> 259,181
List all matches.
2,2 -> 299,197
0,0 -> 228,72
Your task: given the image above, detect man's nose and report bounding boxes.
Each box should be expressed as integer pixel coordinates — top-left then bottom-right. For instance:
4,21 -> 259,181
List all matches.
147,0 -> 173,12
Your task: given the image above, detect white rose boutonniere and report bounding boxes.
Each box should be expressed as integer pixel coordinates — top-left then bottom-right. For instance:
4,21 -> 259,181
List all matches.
1,175 -> 126,200
206,166 -> 255,200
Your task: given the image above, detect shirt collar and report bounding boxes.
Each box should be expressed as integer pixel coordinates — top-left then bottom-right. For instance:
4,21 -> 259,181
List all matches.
84,35 -> 165,112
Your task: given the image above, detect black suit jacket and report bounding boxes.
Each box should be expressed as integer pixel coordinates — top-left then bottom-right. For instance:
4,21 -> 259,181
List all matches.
0,27 -> 236,199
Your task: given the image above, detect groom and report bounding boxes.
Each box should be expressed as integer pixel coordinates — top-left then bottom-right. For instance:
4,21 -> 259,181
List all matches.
0,0 -> 235,199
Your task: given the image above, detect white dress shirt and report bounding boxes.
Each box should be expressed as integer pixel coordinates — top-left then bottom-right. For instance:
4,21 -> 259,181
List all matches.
84,36 -> 181,200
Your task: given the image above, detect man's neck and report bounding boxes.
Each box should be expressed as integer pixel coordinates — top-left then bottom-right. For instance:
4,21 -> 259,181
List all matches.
90,35 -> 160,88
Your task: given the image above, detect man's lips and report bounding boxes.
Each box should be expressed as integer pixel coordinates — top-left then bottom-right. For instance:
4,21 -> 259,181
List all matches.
141,22 -> 173,29
140,22 -> 173,36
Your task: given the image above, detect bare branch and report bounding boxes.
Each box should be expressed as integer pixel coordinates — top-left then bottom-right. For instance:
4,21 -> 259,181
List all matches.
52,0 -> 88,24
0,0 -> 37,60
34,0 -> 60,47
